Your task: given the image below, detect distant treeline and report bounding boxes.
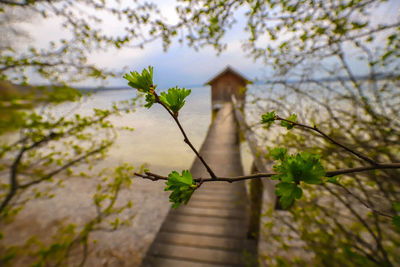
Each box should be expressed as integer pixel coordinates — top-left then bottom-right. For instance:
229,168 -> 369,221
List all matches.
256,72 -> 398,85
2,72 -> 397,95
76,87 -> 131,93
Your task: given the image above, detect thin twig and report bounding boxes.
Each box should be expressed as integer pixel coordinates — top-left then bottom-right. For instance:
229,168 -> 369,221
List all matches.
19,144 -> 110,189
153,92 -> 217,179
336,183 -> 393,218
135,162 -> 400,184
276,116 -> 377,165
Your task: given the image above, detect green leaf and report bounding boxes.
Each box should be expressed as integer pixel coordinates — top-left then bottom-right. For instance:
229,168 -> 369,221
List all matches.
275,182 -> 302,209
300,32 -> 308,42
210,16 -> 218,24
316,26 -> 326,34
388,34 -> 396,45
123,66 -> 156,93
261,111 -> 276,128
275,182 -> 297,196
144,93 -> 156,109
392,216 -> 400,233
165,170 -> 197,208
297,152 -> 325,184
159,87 -> 191,115
294,186 -> 303,199
327,176 -> 339,184
272,151 -> 325,185
270,147 -> 287,161
393,202 -> 400,212
280,113 -> 297,129
351,22 -> 367,29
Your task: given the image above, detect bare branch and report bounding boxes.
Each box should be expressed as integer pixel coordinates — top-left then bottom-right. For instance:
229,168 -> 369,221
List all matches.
153,92 -> 217,179
276,115 -> 377,165
135,163 -> 400,185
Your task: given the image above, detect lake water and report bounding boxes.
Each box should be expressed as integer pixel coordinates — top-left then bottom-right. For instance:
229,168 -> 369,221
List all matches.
81,86 -> 252,175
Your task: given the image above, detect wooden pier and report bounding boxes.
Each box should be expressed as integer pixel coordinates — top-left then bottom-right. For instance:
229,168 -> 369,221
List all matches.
141,103 -> 257,266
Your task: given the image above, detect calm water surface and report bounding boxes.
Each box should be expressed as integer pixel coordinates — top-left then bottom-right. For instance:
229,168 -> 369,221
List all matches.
85,87 -> 212,174
81,87 -> 252,175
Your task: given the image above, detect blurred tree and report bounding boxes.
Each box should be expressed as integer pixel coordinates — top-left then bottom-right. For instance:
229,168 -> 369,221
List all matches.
0,0 -> 168,84
0,1 -> 148,265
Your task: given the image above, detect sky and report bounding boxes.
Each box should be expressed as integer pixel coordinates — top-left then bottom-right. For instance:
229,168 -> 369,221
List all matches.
95,0 -> 270,88
88,4 -> 269,88
10,0 -> 400,89
16,0 -> 268,89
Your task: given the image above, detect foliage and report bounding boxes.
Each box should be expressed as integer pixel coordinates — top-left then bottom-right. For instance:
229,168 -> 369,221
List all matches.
1,164 -> 135,266
127,59 -> 400,265
165,170 -> 197,208
3,0 -> 400,265
393,203 -> 400,233
274,182 -> 302,209
124,0 -> 400,262
393,216 -> 400,233
0,83 -> 139,265
208,0 -> 400,264
1,1 -> 146,263
123,66 -> 155,94
269,148 -> 325,208
0,1 -> 167,84
159,87 -> 191,116
123,66 -> 157,108
124,68 -> 192,116
261,111 -> 276,128
124,68 -> 198,207
280,114 -> 297,130
0,82 -> 82,134
268,147 -> 286,161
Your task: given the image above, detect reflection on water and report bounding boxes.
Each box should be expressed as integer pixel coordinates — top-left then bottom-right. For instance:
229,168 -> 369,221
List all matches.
82,87 -> 253,175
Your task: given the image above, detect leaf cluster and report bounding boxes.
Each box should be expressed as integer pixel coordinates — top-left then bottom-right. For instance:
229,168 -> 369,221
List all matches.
280,113 -> 297,130
123,66 -> 155,93
1,163 -> 135,266
124,67 -> 192,113
123,66 -> 156,108
261,111 -> 297,130
164,170 -> 197,208
159,87 -> 191,116
275,182 -> 303,209
261,111 -> 276,128
270,148 -> 326,208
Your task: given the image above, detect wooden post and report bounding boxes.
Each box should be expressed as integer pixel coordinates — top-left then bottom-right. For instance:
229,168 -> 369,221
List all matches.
231,95 -> 277,241
231,95 -> 277,206
247,162 -> 264,239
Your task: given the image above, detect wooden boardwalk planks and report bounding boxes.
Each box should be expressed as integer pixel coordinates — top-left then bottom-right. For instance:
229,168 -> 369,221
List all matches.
141,103 -> 256,267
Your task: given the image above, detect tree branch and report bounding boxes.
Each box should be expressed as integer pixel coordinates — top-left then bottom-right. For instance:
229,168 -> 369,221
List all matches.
135,162 -> 400,185
153,92 -> 217,179
276,115 -> 377,165
19,144 -> 110,189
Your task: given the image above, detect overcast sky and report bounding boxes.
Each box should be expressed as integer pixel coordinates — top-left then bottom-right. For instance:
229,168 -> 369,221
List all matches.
17,0 -> 400,89
92,0 -> 269,88
17,0 -> 268,88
